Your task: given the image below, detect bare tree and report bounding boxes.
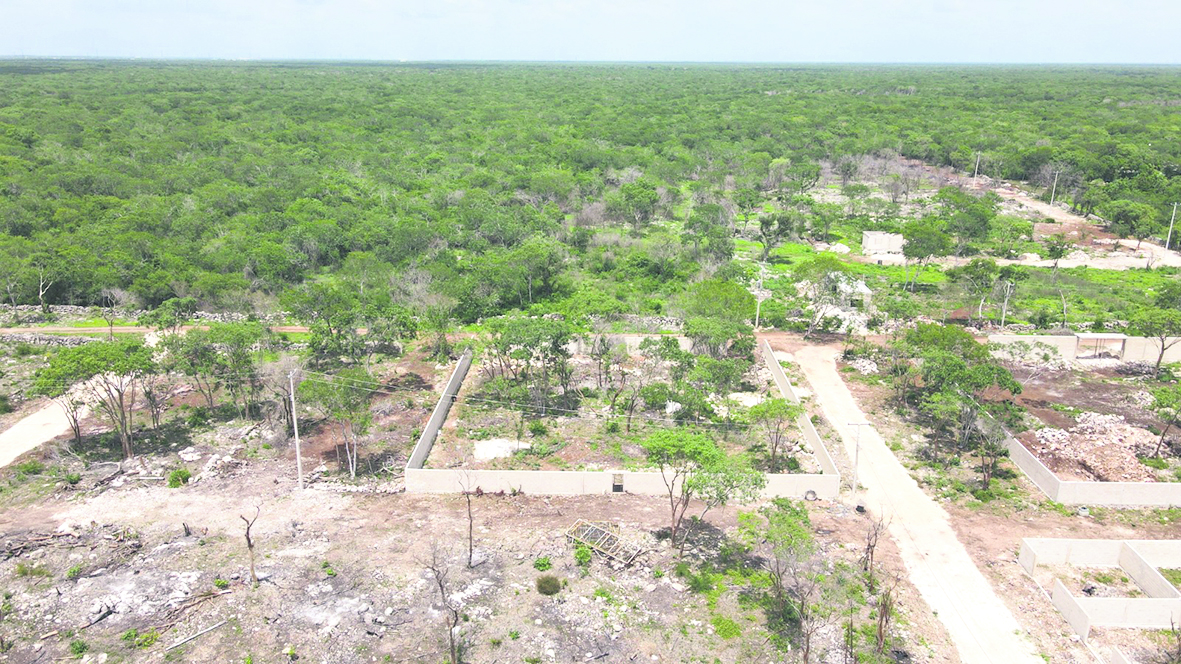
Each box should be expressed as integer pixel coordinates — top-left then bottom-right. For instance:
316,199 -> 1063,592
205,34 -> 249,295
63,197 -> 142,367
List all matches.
422,545 -> 462,664
240,506 -> 260,586
101,288 -> 137,341
875,575 -> 901,656
137,371 -> 169,429
859,515 -> 888,593
459,472 -> 477,568
257,355 -> 305,438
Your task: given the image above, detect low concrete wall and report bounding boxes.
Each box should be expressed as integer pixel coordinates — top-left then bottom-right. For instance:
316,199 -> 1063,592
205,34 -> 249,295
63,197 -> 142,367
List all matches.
1075,597 -> 1181,631
406,467 -> 839,500
1055,479 -> 1181,507
1119,543 -> 1181,599
1024,538 -> 1181,642
987,334 -> 1181,364
1051,579 -> 1092,641
760,340 -> 842,479
1000,419 -> 1181,508
1003,433 -> 1062,500
404,342 -> 840,500
1019,538 -> 1124,573
406,349 -> 472,470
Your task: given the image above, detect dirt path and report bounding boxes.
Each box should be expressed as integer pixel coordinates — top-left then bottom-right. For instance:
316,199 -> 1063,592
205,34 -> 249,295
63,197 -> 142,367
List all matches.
0,399 -> 83,468
785,342 -> 1042,664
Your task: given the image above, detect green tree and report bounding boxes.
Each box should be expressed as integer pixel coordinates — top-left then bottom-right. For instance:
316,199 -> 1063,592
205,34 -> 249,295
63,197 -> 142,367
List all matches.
299,368 -> 374,479
1130,309 -> 1181,375
1101,199 -> 1159,248
34,339 -> 155,459
901,218 -> 952,290
1149,383 -> 1181,457
641,429 -> 763,554
1042,233 -> 1072,278
138,297 -> 198,335
748,398 -> 804,472
946,258 -> 999,319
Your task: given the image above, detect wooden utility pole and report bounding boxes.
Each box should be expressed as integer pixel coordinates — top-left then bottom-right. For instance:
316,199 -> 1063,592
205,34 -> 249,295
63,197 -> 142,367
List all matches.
289,372 -> 304,490
1049,170 -> 1060,206
971,153 -> 981,185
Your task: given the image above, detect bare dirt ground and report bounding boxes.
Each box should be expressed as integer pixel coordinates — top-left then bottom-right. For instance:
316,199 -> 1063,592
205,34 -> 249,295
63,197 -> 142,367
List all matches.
0,346 -> 960,663
770,335 -> 1044,664
0,449 -> 958,663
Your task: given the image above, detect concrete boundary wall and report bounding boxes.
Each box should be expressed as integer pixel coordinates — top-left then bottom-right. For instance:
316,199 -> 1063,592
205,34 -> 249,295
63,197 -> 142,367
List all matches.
406,349 -> 473,470
1000,419 -> 1181,508
404,341 -> 841,500
1022,538 -> 1181,642
1118,543 -> 1181,600
760,340 -> 842,479
987,334 -> 1181,364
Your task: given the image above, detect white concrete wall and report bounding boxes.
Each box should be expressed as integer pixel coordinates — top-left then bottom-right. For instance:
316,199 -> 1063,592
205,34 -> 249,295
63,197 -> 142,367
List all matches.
1051,579 -> 1092,641
1075,597 -> 1181,631
406,467 -> 839,500
987,334 -> 1181,364
407,349 -> 472,469
1119,543 -> 1181,599
1055,480 -> 1181,508
760,340 -> 842,478
1003,434 -> 1062,500
1020,538 -> 1125,572
1001,414 -> 1181,508
862,231 -> 905,254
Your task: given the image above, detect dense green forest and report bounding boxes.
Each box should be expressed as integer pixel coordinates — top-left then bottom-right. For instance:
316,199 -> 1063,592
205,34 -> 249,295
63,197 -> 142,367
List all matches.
1,61 -> 1180,323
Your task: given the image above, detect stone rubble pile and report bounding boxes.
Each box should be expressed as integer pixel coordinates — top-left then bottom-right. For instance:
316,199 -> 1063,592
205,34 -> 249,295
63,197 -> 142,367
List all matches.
1034,412 -> 1157,482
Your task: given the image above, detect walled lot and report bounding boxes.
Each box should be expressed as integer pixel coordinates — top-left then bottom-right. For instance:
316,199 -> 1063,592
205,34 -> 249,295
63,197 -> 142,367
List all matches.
1004,364 -> 1181,484
0,349 -> 957,663
427,351 -> 822,475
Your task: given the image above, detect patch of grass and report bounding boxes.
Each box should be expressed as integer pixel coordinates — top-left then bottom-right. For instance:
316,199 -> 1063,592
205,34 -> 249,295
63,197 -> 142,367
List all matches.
574,544 -> 592,568
13,460 -> 44,476
536,575 -> 561,596
121,627 -> 160,648
508,630 -> 520,640
592,587 -> 614,603
1160,568 -> 1181,590
167,468 -> 191,488
532,556 -> 552,572
1139,456 -> 1169,470
69,640 -> 89,656
214,578 -> 230,590
321,561 -> 337,577
66,565 -> 83,580
15,562 -> 51,578
711,615 -> 741,639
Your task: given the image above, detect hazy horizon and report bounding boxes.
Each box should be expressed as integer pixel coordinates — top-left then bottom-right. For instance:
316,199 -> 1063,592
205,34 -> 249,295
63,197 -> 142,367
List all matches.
3,0 -> 1179,64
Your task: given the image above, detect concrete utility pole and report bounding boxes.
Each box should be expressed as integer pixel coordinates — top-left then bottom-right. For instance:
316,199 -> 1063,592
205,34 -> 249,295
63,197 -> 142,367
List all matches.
1167,202 -> 1178,252
753,264 -> 765,329
289,372 -> 304,490
971,153 -> 981,185
847,422 -> 873,506
1049,170 -> 1060,207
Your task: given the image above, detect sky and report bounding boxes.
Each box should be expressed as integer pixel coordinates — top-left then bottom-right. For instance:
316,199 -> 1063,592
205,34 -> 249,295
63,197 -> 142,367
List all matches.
2,0 -> 1179,63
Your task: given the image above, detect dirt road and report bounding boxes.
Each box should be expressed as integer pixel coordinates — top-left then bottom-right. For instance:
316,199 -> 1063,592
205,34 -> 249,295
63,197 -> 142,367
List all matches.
785,342 -> 1042,664
0,399 -> 83,468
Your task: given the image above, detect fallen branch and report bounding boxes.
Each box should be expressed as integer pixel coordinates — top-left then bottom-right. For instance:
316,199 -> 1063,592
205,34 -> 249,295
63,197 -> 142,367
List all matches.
79,607 -> 113,630
165,619 -> 227,651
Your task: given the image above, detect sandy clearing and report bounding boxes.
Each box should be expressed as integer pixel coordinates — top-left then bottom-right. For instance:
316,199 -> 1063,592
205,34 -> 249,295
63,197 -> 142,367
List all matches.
0,400 -> 84,468
790,343 -> 1042,664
